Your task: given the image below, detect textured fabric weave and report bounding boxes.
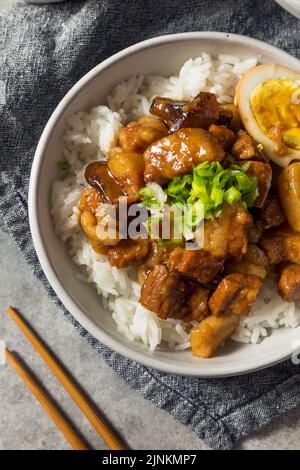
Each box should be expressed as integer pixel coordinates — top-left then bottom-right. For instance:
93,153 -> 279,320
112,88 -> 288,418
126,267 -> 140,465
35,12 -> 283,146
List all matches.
1,0 -> 300,450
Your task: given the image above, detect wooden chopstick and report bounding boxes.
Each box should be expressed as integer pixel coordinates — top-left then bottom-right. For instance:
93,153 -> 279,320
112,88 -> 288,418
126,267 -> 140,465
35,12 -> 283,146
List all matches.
5,348 -> 88,450
6,306 -> 126,451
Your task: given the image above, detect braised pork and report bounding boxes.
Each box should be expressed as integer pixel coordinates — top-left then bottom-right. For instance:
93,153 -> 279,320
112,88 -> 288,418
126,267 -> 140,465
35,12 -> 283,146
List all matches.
208,273 -> 262,317
144,128 -> 225,185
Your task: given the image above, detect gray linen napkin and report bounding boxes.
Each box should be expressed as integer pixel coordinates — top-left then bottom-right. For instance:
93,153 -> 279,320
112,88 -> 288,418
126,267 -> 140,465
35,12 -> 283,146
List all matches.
1,0 -> 300,450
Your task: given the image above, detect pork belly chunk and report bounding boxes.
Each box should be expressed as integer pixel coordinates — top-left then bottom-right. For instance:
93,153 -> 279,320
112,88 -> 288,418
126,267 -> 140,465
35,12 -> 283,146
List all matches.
78,188 -> 103,213
166,203 -> 251,283
143,128 -> 225,185
246,161 -> 272,208
259,231 -> 285,265
140,264 -> 210,321
203,203 -> 252,259
208,273 -> 262,317
140,264 -> 192,319
108,148 -> 145,203
226,245 -> 269,280
184,286 -> 210,322
232,130 -> 258,160
190,315 -> 239,358
118,115 -> 167,153
78,187 -> 120,253
167,247 -> 224,284
278,263 -> 300,302
137,240 -> 169,285
258,195 -> 286,229
107,239 -> 150,268
208,124 -> 235,151
260,225 -> 300,265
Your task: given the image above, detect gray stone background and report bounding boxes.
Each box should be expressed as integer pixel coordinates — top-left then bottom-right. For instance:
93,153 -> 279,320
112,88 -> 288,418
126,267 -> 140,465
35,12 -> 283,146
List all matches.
1,0 -> 300,451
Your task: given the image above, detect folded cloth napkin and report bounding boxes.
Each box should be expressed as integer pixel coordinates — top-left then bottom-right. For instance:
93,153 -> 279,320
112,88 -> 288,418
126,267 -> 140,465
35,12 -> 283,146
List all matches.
1,0 -> 300,450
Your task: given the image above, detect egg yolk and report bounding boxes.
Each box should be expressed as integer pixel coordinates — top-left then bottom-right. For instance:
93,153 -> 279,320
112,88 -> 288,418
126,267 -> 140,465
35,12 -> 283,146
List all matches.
250,78 -> 300,151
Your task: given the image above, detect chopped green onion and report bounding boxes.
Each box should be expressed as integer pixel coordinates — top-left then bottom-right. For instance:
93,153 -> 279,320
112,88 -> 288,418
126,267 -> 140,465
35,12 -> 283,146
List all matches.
211,185 -> 223,205
139,183 -> 166,210
224,186 -> 241,205
139,160 -> 258,241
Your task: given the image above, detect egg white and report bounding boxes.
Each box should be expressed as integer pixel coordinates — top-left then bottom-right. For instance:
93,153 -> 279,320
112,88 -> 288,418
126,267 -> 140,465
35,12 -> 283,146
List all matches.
236,64 -> 300,167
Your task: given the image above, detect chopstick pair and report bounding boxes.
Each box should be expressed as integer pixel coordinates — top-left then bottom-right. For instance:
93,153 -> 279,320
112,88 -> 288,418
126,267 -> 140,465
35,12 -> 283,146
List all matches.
5,348 -> 89,450
5,306 -> 126,451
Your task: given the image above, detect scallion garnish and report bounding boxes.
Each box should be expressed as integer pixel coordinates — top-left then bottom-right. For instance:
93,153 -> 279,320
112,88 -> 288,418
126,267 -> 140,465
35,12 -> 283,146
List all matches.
139,160 -> 258,241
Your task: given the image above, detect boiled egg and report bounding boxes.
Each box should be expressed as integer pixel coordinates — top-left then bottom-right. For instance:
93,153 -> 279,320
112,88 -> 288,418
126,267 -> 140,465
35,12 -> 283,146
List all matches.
236,64 -> 300,167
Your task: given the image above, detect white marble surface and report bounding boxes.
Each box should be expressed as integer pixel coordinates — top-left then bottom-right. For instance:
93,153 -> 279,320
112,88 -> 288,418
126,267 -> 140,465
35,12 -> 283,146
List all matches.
0,0 -> 18,7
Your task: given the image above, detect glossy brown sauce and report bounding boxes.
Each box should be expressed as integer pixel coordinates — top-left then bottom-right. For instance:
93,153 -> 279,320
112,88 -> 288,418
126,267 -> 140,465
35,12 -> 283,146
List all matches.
84,161 -> 126,204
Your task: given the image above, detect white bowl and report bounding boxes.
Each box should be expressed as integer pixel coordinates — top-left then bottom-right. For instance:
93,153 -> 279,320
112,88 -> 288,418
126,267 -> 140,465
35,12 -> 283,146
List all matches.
29,32 -> 300,377
275,0 -> 300,19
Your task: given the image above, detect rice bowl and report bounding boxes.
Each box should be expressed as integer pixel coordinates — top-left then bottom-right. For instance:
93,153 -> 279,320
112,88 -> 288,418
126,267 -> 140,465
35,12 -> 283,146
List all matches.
29,32 -> 300,376
51,52 -> 300,354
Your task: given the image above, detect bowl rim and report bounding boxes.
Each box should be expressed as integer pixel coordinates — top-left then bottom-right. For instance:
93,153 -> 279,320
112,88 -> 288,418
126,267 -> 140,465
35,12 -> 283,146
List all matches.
275,0 -> 300,19
29,31 -> 300,377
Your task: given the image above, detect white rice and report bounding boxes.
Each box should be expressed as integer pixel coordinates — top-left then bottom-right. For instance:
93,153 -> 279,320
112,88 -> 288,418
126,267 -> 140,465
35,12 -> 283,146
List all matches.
51,52 -> 300,353
232,279 -> 300,344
